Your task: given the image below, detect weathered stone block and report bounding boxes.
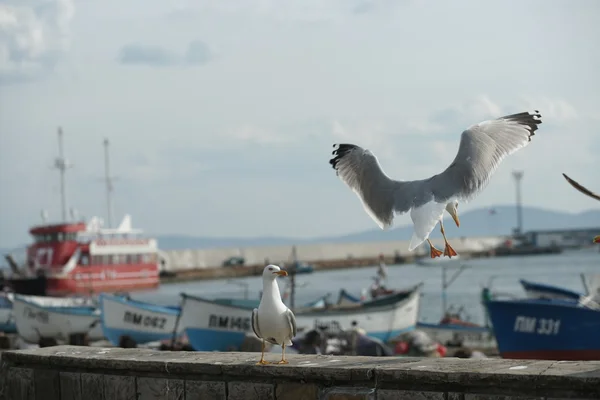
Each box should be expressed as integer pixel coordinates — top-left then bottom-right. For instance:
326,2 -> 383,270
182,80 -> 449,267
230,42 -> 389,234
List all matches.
34,368 -> 61,400
320,387 -> 375,400
378,389 -> 444,400
448,394 -> 465,400
185,381 -> 226,400
5,367 -> 34,400
275,382 -> 319,399
228,381 -> 274,400
59,372 -> 82,400
103,375 -> 136,400
80,373 -> 103,400
137,377 -> 184,400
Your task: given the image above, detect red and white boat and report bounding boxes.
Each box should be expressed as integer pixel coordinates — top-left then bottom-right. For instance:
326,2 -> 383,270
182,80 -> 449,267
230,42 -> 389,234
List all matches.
7,215 -> 161,296
2,128 -> 161,297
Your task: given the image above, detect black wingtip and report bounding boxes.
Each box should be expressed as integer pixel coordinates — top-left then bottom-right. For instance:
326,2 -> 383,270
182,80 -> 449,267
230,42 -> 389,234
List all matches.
500,110 -> 542,142
329,143 -> 359,171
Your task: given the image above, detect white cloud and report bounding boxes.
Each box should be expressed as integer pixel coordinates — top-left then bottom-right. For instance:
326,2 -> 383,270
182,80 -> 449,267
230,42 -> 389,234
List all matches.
0,0 -> 74,82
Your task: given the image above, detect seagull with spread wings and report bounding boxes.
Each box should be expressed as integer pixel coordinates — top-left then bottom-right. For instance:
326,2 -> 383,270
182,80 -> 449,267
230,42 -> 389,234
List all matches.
562,173 -> 600,243
329,110 -> 543,258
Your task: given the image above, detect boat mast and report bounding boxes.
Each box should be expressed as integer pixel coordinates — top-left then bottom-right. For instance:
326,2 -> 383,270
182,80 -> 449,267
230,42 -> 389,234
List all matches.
53,127 -> 71,222
103,138 -> 114,228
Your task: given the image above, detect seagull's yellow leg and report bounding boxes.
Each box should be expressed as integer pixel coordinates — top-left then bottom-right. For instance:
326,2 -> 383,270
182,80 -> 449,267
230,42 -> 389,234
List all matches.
440,220 -> 458,258
256,340 -> 270,365
277,344 -> 289,364
427,239 -> 443,258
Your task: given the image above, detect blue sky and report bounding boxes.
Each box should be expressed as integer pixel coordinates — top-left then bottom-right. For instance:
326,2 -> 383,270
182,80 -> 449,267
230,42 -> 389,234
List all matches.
1,0 -> 599,248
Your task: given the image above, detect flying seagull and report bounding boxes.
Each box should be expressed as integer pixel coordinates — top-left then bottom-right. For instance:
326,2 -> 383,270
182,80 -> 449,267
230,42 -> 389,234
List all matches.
252,264 -> 297,365
562,173 -> 600,243
329,110 -> 542,258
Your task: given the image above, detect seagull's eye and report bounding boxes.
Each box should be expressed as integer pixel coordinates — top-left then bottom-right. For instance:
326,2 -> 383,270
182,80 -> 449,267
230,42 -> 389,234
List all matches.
268,267 -> 273,271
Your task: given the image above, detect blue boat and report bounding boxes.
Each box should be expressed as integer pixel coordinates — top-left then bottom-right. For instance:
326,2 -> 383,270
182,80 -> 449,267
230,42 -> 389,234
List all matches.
519,279 -> 582,301
0,294 -> 16,333
99,294 -> 183,346
485,298 -> 600,360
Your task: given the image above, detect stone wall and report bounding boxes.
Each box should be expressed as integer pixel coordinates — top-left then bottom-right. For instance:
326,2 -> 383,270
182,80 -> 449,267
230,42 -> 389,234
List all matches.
161,236 -> 505,270
2,346 -> 599,400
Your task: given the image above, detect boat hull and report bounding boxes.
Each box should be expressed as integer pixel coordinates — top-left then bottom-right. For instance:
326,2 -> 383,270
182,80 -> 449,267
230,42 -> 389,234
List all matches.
180,284 -> 422,352
12,295 -> 104,343
486,299 -> 600,360
99,294 -> 181,346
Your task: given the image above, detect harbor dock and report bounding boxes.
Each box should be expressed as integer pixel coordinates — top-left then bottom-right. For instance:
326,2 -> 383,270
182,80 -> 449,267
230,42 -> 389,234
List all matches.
158,236 -> 505,283
2,345 -> 599,399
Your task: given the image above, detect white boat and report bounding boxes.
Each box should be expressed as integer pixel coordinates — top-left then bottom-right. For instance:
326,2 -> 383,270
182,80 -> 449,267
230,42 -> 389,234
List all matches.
12,294 -> 103,343
99,293 -> 182,346
178,283 -> 423,352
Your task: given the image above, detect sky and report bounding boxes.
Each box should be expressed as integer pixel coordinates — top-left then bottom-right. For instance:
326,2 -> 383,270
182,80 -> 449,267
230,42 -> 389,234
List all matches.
1,0 -> 599,248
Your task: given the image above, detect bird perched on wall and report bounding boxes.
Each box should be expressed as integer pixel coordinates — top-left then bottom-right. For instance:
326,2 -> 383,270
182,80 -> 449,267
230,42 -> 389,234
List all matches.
329,110 -> 543,258
252,264 -> 297,365
562,173 -> 600,243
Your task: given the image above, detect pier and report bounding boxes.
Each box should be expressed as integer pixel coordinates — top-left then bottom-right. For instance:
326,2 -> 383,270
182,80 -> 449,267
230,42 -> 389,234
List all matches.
2,346 -> 599,399
159,236 -> 505,283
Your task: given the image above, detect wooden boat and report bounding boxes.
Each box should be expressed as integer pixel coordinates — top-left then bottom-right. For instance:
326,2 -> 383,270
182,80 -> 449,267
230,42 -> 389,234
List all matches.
12,294 -> 103,343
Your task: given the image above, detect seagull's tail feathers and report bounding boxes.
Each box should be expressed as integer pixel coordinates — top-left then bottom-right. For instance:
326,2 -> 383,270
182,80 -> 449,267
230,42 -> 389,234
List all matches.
407,202 -> 446,252
408,233 -> 425,252
330,143 -> 416,229
285,338 -> 293,346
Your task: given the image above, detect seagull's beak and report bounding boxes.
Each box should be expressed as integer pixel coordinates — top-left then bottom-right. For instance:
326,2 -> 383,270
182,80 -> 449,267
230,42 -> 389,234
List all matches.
450,210 -> 460,228
594,235 -> 600,244
274,270 -> 288,277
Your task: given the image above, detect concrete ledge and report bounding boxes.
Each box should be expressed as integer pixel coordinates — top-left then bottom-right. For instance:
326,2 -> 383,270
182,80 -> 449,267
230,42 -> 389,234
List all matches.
1,345 -> 600,399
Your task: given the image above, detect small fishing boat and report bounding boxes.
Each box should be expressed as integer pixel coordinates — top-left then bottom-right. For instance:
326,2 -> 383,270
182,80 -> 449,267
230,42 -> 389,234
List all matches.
0,293 -> 16,333
99,293 -> 182,346
485,297 -> 600,360
178,283 -> 423,352
519,279 -> 582,301
12,294 -> 103,343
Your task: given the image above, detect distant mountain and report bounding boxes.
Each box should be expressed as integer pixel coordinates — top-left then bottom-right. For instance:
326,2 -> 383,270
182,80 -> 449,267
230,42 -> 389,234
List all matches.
153,205 -> 600,250
2,206 -> 599,254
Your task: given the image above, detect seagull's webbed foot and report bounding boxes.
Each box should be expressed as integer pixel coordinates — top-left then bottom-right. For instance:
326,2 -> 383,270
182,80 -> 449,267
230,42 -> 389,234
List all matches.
256,359 -> 271,365
427,239 -> 443,258
443,242 -> 458,258
276,359 -> 289,364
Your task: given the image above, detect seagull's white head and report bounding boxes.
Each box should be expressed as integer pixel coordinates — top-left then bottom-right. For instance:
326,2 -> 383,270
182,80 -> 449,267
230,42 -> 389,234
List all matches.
262,264 -> 288,280
445,200 -> 460,227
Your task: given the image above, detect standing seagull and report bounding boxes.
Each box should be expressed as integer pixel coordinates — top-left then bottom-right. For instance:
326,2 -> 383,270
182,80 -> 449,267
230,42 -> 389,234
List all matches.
252,265 -> 297,365
329,110 -> 542,258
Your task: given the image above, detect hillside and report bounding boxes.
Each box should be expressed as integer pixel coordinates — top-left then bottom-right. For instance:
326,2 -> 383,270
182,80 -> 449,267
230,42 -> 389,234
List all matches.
154,205 -> 600,250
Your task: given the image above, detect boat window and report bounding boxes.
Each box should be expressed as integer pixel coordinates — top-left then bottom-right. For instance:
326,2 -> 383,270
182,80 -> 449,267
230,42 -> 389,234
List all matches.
80,254 -> 89,266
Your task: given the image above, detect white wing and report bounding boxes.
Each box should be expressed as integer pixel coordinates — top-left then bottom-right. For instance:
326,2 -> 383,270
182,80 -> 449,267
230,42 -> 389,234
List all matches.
251,308 -> 262,339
